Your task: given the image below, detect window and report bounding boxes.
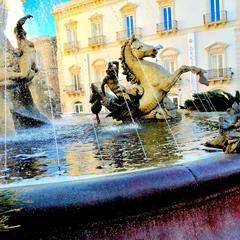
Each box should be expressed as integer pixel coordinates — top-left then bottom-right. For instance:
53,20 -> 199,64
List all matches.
67,29 -> 76,43
69,65 -> 81,91
89,14 -> 103,36
211,54 -> 224,78
157,0 -> 175,33
206,42 -> 228,80
90,13 -> 103,37
95,69 -> 104,83
71,73 -> 81,91
125,15 -> 134,37
74,102 -> 83,114
210,0 -> 221,22
89,13 -> 104,46
159,47 -> 178,75
162,7 -> 172,30
92,59 -> 106,84
65,20 -> 78,47
173,97 -> 178,108
163,60 -> 175,74
92,22 -> 102,37
168,96 -> 179,109
120,3 -> 137,38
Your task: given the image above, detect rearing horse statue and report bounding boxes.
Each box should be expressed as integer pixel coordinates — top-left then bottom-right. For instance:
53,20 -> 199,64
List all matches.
90,36 -> 208,122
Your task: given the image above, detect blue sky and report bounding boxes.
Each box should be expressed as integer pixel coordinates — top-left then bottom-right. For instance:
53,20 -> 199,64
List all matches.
23,0 -> 69,37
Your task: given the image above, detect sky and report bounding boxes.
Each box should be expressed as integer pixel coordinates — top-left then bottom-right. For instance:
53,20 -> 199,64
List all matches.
23,0 -> 69,38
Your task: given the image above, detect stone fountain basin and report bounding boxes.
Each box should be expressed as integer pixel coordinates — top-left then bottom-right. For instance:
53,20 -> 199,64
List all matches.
3,153 -> 240,239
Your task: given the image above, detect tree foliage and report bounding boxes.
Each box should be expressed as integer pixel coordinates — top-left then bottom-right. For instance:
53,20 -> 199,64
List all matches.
184,90 -> 240,112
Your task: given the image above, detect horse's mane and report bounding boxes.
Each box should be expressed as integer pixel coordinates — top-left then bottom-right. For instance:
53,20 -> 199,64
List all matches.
119,38 -> 139,84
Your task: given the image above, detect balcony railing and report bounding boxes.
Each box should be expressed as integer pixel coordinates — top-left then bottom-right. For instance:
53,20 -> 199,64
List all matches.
88,35 -> 105,47
207,68 -> 232,81
203,11 -> 227,26
156,20 -> 177,34
116,27 -> 142,41
64,85 -> 84,95
64,41 -> 80,53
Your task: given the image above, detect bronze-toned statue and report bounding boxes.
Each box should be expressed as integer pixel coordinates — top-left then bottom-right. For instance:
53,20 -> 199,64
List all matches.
90,35 -> 208,122
101,61 -> 131,102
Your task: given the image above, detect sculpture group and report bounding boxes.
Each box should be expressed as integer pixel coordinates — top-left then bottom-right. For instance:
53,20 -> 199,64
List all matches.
90,35 -> 209,122
0,15 -> 49,135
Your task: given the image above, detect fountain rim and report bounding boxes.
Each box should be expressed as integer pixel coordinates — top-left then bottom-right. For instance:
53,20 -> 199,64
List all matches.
2,153 -> 240,221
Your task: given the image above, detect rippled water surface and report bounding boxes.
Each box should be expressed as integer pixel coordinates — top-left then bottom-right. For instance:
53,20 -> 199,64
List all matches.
0,112 -> 224,186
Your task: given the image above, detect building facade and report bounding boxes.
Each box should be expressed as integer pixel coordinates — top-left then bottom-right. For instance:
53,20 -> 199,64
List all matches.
31,36 -> 61,116
53,0 -> 240,115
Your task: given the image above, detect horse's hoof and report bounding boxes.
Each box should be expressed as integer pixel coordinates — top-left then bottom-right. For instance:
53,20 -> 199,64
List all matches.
199,76 -> 209,86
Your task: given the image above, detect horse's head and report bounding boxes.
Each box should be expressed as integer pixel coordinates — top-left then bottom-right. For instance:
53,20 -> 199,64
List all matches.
130,35 -> 163,59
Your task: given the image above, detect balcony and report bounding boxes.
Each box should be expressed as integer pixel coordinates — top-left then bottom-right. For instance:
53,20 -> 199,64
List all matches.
88,35 -> 105,47
203,11 -> 227,27
64,85 -> 84,96
63,41 -> 80,53
116,27 -> 142,41
207,68 -> 233,84
156,20 -> 177,35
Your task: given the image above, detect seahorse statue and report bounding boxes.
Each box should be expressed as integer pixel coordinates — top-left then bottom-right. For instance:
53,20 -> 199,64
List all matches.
90,36 -> 208,122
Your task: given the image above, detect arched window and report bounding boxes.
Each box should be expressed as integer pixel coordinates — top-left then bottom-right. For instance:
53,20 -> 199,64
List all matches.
69,65 -> 81,91
74,101 -> 83,114
159,47 -> 179,74
65,20 -> 78,43
92,59 -> 106,84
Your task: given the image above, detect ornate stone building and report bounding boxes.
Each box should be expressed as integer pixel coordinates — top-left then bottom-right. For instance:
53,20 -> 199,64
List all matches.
30,36 -> 61,117
52,0 -> 240,114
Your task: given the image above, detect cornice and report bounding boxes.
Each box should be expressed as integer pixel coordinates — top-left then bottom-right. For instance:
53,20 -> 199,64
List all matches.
52,0 -> 103,15
52,0 -> 124,17
89,12 -> 103,21
64,19 -> 78,28
156,0 -> 175,6
119,2 -> 137,13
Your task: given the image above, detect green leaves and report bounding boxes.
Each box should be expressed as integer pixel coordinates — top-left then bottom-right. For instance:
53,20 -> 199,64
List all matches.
184,90 -> 239,112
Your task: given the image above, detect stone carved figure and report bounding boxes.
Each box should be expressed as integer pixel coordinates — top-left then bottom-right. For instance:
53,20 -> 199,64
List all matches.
0,15 -> 49,135
206,107 -> 240,153
14,15 -> 38,78
101,61 -> 131,102
90,36 -> 208,122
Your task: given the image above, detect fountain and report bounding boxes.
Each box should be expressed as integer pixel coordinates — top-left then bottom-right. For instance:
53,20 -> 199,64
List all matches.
1,6 -> 240,240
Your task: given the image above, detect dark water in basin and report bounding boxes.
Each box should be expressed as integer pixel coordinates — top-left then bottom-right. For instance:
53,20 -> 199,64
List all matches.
0,112 -> 223,187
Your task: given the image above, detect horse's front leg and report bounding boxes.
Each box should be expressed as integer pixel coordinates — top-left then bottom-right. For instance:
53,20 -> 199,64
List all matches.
172,66 -> 208,86
172,65 -> 192,80
189,66 -> 206,75
189,66 -> 209,86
